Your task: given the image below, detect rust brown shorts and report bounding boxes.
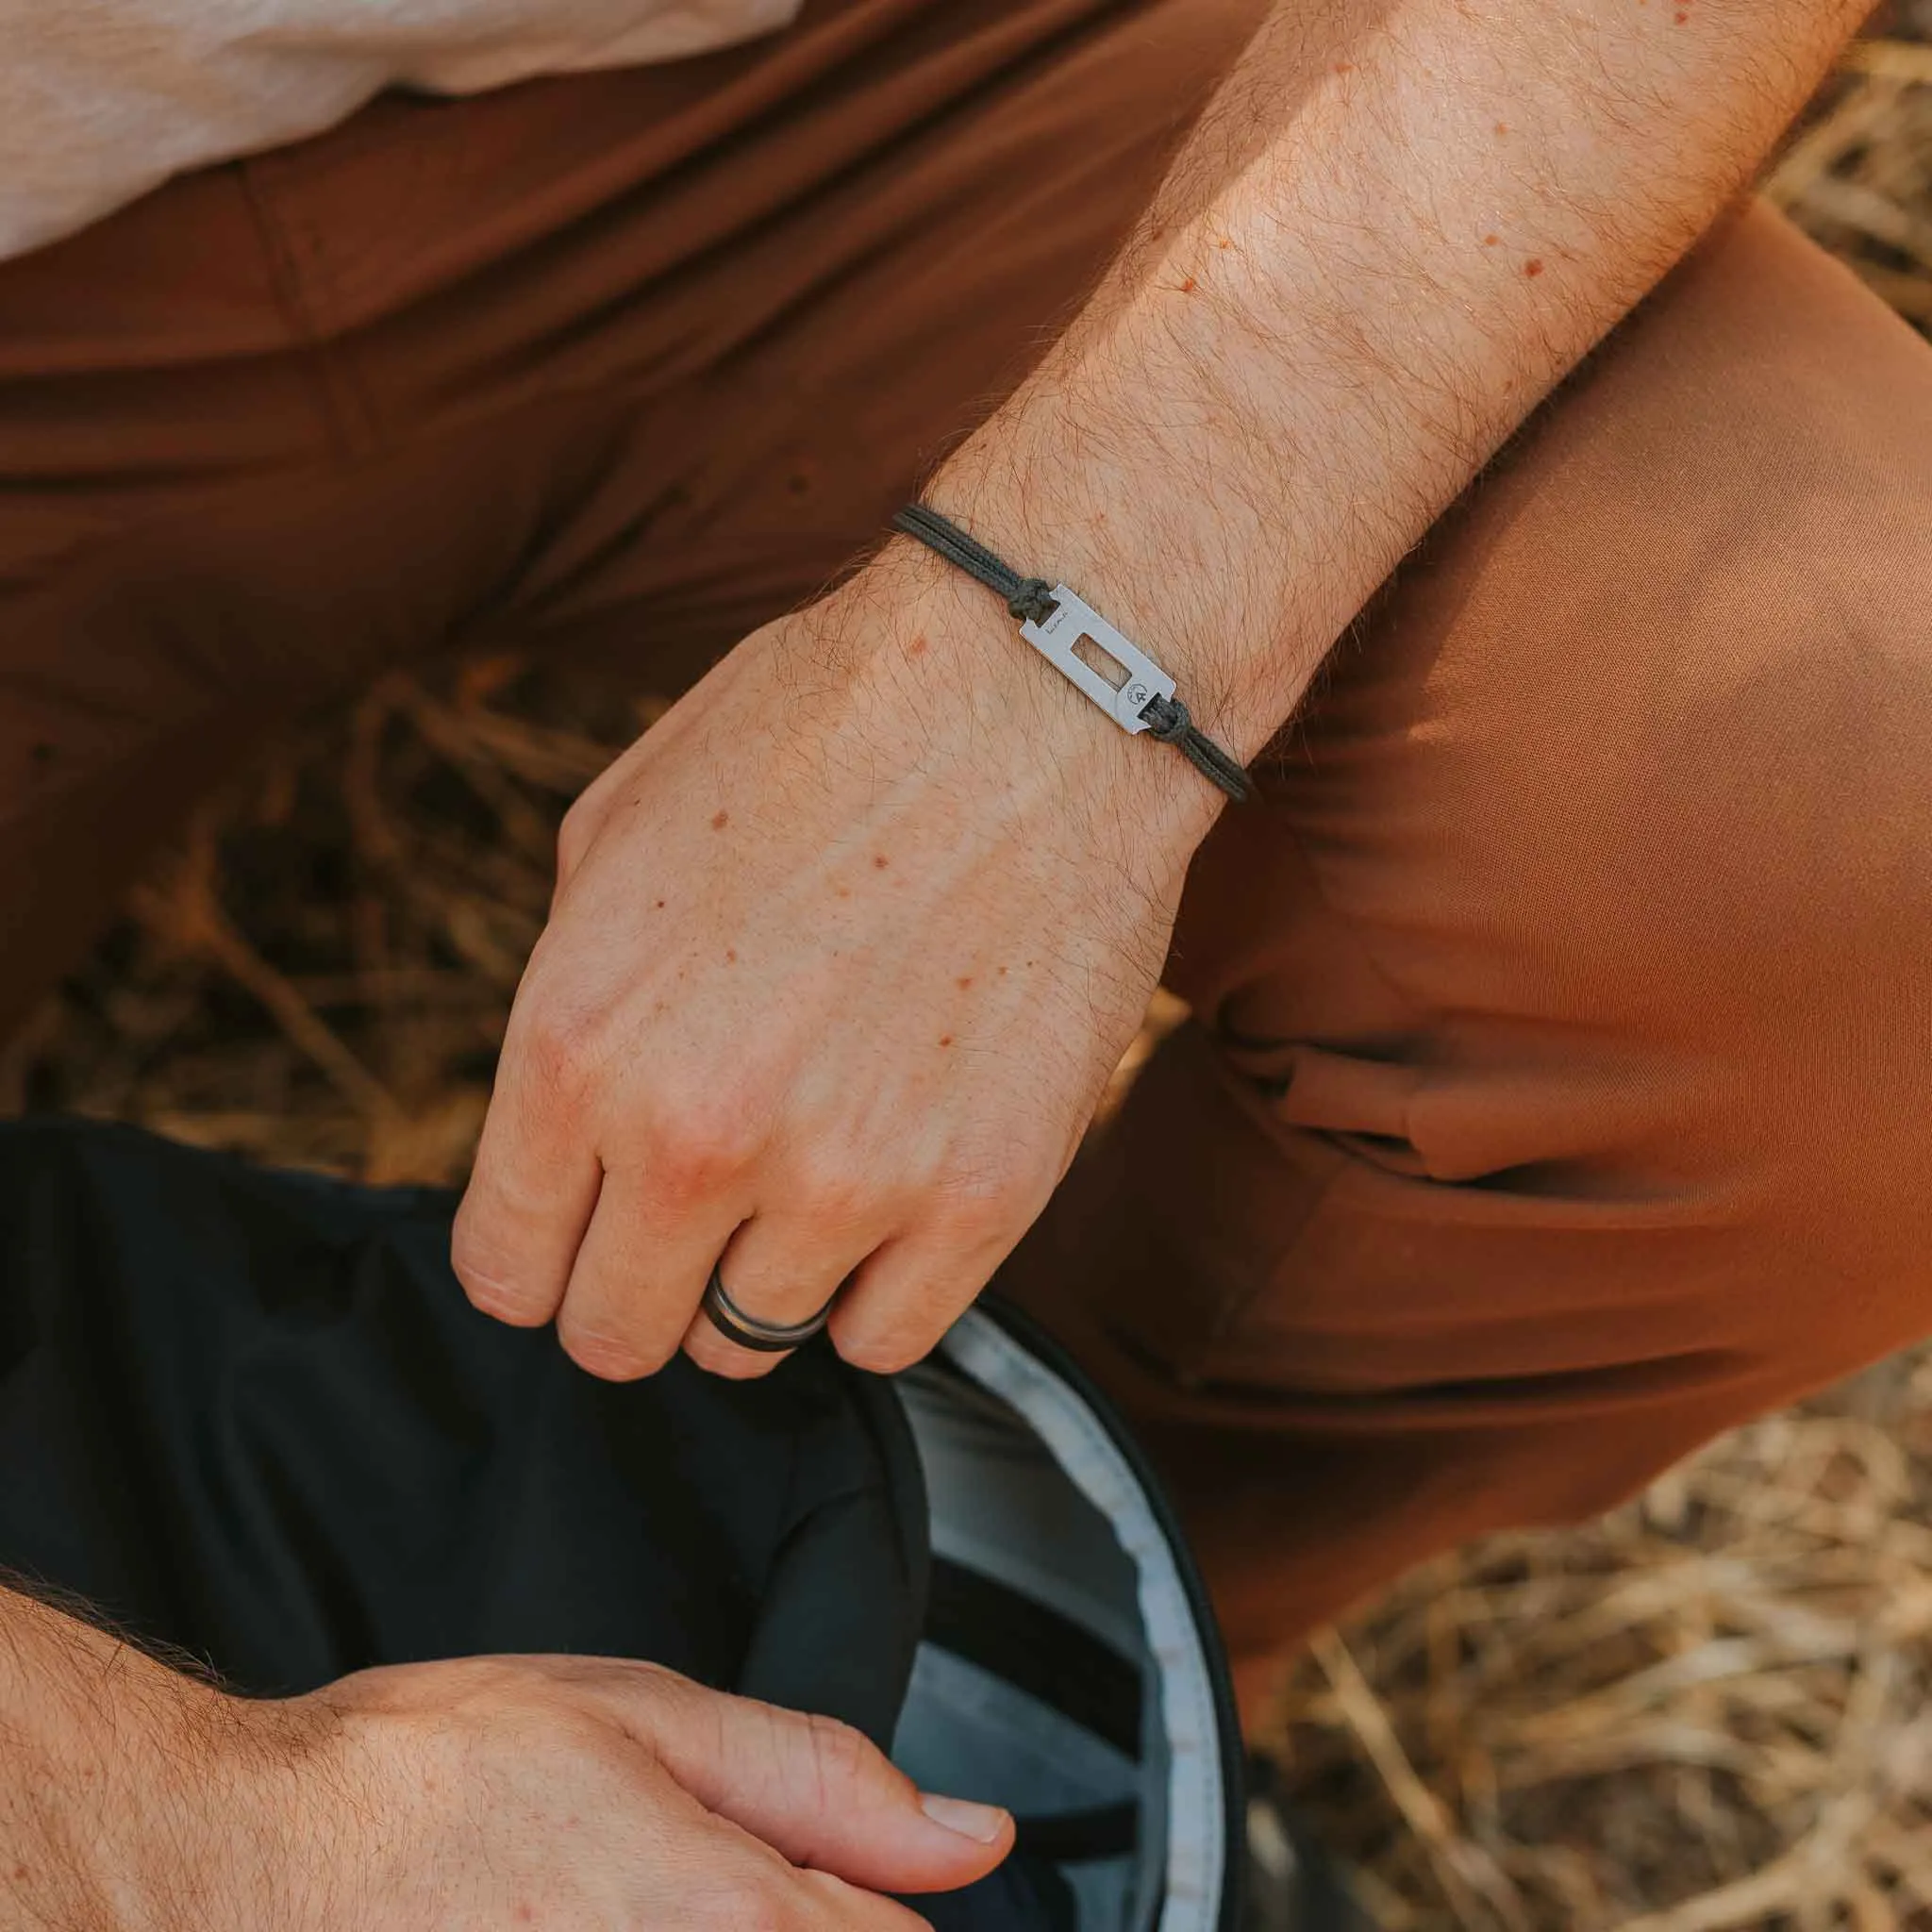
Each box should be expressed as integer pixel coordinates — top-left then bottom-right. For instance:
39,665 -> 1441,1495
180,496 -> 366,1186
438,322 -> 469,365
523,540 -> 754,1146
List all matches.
5,0 -> 1931,1695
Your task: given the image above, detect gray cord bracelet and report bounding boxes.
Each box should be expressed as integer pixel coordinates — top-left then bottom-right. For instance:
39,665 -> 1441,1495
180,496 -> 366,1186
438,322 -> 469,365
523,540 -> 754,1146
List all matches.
891,503 -> 1252,804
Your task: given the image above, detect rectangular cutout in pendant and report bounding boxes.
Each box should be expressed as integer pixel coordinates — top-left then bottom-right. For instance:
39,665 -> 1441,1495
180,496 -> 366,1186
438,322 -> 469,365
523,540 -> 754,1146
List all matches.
1070,632 -> 1131,691
1019,583 -> 1175,734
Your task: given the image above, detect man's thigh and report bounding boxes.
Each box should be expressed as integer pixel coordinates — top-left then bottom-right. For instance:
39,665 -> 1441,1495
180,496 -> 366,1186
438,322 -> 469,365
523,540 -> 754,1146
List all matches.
1175,195 -> 1932,1395
1024,196 -> 1932,1672
0,0 -> 1267,1040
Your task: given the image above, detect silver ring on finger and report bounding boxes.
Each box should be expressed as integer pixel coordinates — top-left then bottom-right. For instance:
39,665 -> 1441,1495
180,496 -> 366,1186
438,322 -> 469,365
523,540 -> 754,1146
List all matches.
702,1264 -> 837,1354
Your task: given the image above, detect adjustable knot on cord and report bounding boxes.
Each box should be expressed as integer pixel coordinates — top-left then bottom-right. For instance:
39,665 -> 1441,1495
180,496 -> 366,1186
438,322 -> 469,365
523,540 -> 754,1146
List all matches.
1140,693 -> 1191,742
1139,689 -> 1250,798
1007,577 -> 1059,625
893,506 -> 1059,627
891,501 -> 1252,805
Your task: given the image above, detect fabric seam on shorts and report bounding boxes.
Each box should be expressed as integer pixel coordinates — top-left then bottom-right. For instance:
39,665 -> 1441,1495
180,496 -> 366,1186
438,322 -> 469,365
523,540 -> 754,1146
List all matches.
235,162 -> 385,462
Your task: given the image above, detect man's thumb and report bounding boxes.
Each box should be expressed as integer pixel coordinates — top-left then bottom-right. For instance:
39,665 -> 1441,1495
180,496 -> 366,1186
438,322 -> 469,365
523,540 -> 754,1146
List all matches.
641,1674 -> 1014,1894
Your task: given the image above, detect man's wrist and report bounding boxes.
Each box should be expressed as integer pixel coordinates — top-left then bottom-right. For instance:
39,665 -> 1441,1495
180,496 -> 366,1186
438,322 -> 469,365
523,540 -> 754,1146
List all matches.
64,1664 -> 272,1931
921,397 -> 1308,759
1,1594 -> 196,1927
153,1688 -> 343,1931
0,1587 -> 339,1932
818,533 -> 1229,864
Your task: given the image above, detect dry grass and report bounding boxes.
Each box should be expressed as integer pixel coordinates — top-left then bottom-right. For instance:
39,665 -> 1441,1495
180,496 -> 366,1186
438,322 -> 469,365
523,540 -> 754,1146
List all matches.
6,21 -> 1932,1931
0,661 -> 651,1184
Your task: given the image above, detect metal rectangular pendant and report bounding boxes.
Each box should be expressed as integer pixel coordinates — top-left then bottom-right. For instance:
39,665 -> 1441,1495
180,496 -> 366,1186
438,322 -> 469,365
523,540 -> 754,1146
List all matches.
1019,586 -> 1175,735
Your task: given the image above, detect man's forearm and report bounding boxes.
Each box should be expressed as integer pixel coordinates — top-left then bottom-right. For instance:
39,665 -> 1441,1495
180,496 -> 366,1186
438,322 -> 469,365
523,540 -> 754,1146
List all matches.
0,1585 -> 275,1928
1,1587 -> 184,1924
911,0 -> 1865,792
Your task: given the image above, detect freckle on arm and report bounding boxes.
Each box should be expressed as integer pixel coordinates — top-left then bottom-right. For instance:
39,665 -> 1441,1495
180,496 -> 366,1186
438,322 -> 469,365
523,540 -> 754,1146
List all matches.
710,809 -> 728,830
1524,258 -> 1544,277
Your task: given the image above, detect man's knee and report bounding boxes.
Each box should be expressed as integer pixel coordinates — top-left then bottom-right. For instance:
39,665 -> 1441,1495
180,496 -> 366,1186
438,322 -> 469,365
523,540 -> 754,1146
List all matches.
1089,191 -> 1932,1474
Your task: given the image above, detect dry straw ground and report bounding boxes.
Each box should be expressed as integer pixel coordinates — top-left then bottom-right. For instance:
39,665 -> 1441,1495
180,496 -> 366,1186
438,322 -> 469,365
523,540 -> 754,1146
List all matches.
7,17 -> 1932,1929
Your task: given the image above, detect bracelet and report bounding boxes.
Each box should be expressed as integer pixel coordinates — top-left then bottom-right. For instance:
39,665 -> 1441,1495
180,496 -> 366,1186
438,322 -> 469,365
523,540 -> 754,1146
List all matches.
891,504 -> 1252,804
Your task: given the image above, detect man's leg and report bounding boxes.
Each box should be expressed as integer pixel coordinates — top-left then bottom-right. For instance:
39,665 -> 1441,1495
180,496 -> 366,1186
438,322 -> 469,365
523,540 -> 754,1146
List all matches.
1006,195 -> 1932,1701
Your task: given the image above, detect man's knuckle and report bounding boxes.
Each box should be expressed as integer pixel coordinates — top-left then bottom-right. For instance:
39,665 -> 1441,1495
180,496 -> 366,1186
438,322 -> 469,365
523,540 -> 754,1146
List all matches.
930,1168 -> 1029,1245
555,803 -> 596,881
449,1228 -> 542,1323
520,1000 -> 602,1105
803,1711 -> 876,1798
643,1138 -> 736,1208
528,1702 -> 628,1766
451,1255 -> 525,1320
711,1878 -> 801,1932
553,826 -> 581,886
797,1869 -> 919,1927
790,1154 -> 874,1232
837,1324 -> 933,1376
935,1136 -> 1042,1228
644,1088 -> 765,1198
558,1317 -> 667,1382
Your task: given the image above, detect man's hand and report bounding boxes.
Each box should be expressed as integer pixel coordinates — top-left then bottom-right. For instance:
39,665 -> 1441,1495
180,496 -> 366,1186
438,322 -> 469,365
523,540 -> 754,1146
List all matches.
283,1653 -> 1012,1928
0,1588 -> 1012,1928
456,0 -> 1865,1378
453,556 -> 1215,1377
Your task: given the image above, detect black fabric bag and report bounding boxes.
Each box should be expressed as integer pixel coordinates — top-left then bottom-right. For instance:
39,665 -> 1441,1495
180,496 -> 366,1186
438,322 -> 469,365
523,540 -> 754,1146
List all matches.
0,1120 -> 1243,1932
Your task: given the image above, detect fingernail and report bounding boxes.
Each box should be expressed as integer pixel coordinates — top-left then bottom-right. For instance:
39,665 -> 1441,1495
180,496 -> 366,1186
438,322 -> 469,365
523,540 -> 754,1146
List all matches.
920,1793 -> 1009,1844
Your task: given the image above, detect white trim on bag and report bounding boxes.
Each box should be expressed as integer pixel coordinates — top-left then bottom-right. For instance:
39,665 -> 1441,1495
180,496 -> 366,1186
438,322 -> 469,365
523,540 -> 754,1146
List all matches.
941,1310 -> 1225,1932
